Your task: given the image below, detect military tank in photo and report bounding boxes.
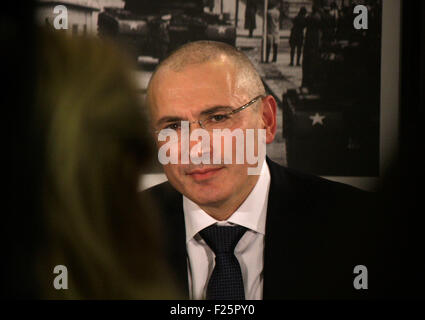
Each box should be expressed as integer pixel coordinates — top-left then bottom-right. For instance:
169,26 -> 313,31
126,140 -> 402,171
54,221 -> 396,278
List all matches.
98,0 -> 236,60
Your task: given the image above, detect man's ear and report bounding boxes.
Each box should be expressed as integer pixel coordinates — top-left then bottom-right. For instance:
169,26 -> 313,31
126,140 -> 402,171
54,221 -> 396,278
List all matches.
261,95 -> 277,144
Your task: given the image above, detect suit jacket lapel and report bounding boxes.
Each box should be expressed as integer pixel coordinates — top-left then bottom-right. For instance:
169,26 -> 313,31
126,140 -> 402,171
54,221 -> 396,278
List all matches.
151,182 -> 189,298
263,157 -> 297,299
167,199 -> 189,298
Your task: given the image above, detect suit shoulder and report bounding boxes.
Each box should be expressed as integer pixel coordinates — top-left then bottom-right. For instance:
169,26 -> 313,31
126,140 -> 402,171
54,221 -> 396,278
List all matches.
287,166 -> 366,195
142,180 -> 178,197
268,159 -> 364,194
266,158 -> 372,211
140,181 -> 183,213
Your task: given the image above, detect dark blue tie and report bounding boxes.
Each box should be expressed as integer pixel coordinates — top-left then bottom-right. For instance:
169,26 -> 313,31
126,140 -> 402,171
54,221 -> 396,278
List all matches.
199,224 -> 247,300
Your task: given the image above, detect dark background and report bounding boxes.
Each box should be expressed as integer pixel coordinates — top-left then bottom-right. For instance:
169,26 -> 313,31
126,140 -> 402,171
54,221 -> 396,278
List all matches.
3,0 -> 424,299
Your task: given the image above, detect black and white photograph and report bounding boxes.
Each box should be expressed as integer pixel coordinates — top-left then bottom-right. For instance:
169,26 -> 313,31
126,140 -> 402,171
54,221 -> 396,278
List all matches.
36,0 -> 384,188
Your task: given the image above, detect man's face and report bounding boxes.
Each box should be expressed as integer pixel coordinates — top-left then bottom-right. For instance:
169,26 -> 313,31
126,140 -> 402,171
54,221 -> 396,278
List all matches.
148,58 -> 271,210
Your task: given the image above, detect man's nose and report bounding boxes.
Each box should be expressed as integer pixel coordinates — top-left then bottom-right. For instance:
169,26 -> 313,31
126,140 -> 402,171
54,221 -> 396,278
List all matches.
188,121 -> 212,162
188,121 -> 207,147
189,120 -> 203,132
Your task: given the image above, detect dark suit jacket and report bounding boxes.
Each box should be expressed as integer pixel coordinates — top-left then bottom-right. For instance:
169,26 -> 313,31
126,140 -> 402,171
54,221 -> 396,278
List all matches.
142,158 -> 392,299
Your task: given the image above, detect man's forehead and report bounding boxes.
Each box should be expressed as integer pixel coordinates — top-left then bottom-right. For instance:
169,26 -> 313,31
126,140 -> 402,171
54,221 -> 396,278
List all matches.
154,60 -> 237,86
151,63 -> 237,99
147,58 -> 252,119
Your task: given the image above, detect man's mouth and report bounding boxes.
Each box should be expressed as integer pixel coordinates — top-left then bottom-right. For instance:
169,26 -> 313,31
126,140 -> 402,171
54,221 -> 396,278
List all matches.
186,167 -> 224,181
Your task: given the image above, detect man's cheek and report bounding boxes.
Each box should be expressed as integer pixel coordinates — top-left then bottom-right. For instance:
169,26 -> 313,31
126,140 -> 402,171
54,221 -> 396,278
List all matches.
163,165 -> 178,182
171,166 -> 191,184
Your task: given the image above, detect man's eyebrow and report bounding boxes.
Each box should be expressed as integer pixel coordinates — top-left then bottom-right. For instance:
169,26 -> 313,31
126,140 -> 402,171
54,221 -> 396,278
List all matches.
200,105 -> 234,116
156,116 -> 185,127
156,106 -> 234,126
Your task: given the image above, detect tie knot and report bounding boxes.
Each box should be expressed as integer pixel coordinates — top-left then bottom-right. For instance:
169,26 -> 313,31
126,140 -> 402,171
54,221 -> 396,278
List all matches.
199,224 -> 247,254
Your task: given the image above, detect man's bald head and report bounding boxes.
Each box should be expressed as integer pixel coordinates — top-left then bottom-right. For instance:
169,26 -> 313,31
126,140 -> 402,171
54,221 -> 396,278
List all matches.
147,41 -> 265,103
145,41 -> 277,216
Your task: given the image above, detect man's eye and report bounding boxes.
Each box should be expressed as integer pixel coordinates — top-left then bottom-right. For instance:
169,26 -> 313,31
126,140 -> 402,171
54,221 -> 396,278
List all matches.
165,123 -> 181,130
210,114 -> 229,122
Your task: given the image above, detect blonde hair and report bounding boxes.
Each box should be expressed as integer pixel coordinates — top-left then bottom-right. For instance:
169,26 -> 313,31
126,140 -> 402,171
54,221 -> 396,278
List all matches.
34,28 -> 180,299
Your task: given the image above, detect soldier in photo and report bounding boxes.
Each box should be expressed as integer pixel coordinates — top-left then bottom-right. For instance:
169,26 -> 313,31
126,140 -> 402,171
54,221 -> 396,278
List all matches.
320,5 -> 336,55
279,0 -> 290,30
301,4 -> 322,92
289,6 -> 307,66
266,1 -> 280,63
245,0 -> 257,38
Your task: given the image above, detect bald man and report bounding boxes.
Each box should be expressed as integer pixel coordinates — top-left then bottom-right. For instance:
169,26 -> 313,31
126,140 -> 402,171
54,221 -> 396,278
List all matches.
143,41 -> 386,300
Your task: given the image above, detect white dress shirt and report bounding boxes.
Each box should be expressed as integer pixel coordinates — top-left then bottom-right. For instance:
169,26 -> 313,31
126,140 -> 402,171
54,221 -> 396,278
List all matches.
183,161 -> 271,300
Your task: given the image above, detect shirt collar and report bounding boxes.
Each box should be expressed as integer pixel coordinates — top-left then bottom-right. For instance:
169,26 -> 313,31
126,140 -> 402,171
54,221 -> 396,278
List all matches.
183,161 -> 271,243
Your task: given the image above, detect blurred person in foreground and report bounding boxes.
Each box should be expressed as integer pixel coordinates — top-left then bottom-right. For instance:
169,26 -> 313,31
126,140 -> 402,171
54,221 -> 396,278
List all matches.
29,28 -> 180,299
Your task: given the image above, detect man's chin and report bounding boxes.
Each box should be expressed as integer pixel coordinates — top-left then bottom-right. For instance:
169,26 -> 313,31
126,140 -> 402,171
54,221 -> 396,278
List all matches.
184,188 -> 229,208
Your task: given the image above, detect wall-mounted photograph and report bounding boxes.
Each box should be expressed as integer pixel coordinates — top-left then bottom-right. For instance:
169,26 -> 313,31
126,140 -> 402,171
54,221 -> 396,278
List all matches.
36,0 -> 386,189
